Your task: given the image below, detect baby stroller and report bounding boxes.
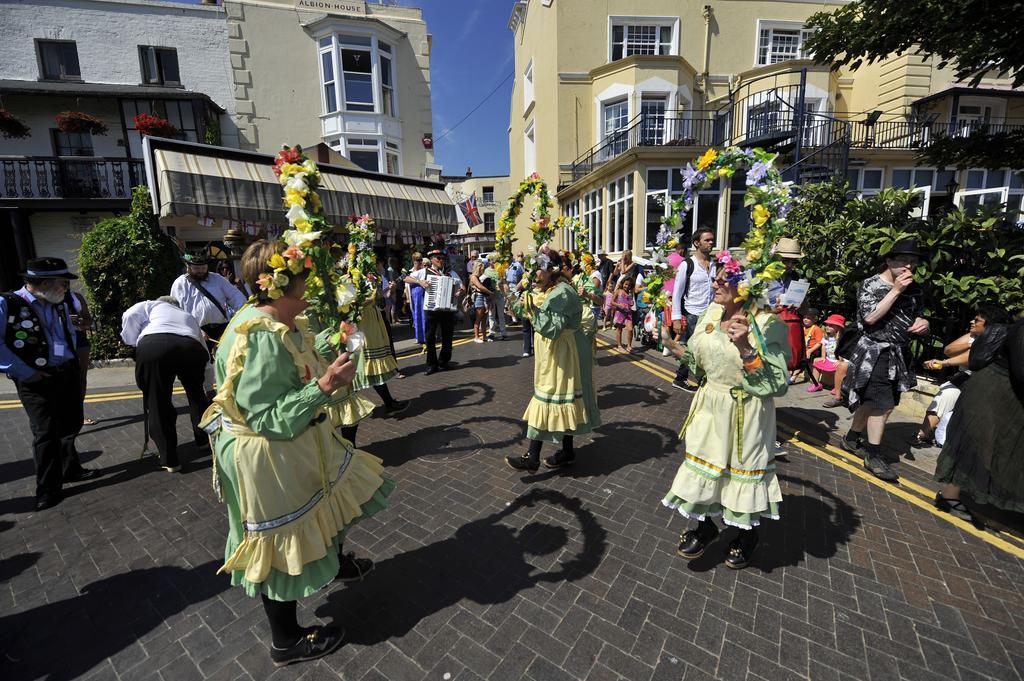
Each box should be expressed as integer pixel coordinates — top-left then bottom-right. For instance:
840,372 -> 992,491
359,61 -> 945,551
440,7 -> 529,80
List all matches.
633,299 -> 658,348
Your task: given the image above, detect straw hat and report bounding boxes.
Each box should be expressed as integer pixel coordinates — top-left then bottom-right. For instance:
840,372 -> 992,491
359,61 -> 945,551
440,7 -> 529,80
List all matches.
774,237 -> 804,259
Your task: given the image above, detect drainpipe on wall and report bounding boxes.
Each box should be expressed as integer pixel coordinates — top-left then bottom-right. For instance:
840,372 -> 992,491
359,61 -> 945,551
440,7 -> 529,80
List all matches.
700,5 -> 713,106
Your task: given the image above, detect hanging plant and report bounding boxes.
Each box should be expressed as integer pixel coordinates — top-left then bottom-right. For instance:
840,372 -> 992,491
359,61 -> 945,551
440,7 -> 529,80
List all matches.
55,111 -> 109,136
0,109 -> 31,139
134,113 -> 180,138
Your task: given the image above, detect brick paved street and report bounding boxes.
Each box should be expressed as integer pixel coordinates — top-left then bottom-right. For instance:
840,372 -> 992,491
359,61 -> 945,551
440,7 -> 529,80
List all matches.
2,326 -> 1024,681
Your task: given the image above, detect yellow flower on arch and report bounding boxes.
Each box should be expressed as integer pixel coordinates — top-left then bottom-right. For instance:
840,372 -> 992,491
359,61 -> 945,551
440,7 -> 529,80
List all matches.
752,204 -> 770,228
697,148 -> 718,171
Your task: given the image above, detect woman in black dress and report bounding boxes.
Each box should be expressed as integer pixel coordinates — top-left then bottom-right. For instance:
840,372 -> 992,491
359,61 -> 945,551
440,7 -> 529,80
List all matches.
934,318 -> 1024,521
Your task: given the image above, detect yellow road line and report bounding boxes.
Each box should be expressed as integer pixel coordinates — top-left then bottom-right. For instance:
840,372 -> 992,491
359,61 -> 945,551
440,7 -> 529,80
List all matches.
597,336 -> 1024,559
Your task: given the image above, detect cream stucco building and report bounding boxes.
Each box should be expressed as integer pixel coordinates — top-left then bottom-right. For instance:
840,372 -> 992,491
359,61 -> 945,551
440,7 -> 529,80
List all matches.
505,0 -> 1024,255
224,0 -> 440,181
444,172 -> 513,253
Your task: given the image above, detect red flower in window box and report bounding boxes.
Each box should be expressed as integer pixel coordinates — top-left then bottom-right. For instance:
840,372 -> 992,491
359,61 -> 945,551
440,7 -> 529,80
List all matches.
133,113 -> 180,138
0,109 -> 31,139
55,111 -> 109,135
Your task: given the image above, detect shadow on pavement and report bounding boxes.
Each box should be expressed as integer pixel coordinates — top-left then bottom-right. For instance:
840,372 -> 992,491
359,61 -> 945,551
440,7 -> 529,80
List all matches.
387,381 -> 496,420
0,560 -> 227,681
317,488 -> 606,645
366,415 -> 525,467
682,474 -> 861,574
531,421 -> 674,481
597,383 -> 669,409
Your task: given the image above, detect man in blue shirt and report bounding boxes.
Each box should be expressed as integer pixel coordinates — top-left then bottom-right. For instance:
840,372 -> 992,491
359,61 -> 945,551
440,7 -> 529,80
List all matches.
0,258 -> 101,510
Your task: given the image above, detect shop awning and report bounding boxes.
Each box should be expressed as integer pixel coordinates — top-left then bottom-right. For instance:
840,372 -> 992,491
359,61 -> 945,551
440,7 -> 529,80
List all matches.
143,137 -> 456,234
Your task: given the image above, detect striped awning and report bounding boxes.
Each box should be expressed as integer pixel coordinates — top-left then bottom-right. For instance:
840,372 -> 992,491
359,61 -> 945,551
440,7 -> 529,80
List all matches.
144,137 -> 456,234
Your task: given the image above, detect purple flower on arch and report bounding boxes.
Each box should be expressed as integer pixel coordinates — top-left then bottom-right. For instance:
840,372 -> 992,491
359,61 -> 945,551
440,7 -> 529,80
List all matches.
746,160 -> 771,186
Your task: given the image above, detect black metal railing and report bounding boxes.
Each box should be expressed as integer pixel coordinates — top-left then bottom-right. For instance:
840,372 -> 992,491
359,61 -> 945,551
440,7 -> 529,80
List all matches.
0,157 -> 144,200
849,118 -> 1024,150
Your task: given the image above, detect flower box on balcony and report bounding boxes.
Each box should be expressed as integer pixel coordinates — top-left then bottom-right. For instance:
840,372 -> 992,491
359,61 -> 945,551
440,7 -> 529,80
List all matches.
55,111 -> 109,136
133,113 -> 180,138
0,109 -> 31,139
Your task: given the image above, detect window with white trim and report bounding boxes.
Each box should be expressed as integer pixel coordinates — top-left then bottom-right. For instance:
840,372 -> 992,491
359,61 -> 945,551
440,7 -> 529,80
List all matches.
340,35 -> 374,112
139,46 -> 180,86
319,37 -> 338,113
603,99 -> 629,158
317,34 -> 398,116
379,42 -> 395,117
756,22 -> 812,65
640,95 -> 667,145
583,188 -> 603,254
846,168 -> 884,197
524,120 -> 536,174
562,200 -> 579,249
483,213 -> 495,233
958,168 -> 1024,221
523,60 -> 534,111
610,19 -> 675,61
608,174 -> 634,253
646,168 -> 718,248
482,186 -> 495,203
347,138 -> 380,172
385,140 -> 400,175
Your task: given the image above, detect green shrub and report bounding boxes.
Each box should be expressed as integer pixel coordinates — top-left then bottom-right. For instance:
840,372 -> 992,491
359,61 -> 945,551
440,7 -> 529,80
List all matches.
786,179 -> 1024,352
78,186 -> 181,359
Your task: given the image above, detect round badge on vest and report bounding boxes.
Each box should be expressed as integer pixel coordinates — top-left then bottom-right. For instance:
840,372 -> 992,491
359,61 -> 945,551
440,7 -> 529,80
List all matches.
20,320 -> 33,329
19,308 -> 29,318
13,340 -> 24,348
34,358 -> 47,367
15,331 -> 27,339
26,337 -> 38,344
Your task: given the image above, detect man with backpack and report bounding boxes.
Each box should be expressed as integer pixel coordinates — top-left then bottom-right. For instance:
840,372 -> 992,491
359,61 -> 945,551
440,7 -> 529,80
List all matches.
669,228 -> 717,391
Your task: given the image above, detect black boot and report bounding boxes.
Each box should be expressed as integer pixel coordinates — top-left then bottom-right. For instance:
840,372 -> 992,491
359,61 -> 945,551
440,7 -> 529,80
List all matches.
506,440 -> 542,473
724,529 -> 759,570
543,435 -> 575,469
677,518 -> 719,559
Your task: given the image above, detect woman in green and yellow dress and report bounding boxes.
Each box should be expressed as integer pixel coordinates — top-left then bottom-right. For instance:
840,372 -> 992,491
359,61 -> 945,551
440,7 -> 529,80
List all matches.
204,240 -> 394,667
349,279 -> 409,430
570,251 -> 603,361
663,260 -> 789,569
506,248 -> 601,472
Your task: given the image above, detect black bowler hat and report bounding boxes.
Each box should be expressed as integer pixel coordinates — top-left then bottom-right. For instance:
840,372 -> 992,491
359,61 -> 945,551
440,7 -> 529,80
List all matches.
888,238 -> 923,258
21,257 -> 78,280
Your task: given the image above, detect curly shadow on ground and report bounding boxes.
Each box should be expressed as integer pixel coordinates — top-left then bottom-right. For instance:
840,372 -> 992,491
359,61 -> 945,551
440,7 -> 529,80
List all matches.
518,421 -> 676,483
0,560 -> 226,681
365,415 -> 526,467
386,381 -> 496,420
317,488 -> 606,645
681,473 -> 860,574
597,383 -> 669,409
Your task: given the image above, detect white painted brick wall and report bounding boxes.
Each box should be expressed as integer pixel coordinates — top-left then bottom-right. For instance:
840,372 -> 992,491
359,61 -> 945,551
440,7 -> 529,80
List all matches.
0,0 -> 235,117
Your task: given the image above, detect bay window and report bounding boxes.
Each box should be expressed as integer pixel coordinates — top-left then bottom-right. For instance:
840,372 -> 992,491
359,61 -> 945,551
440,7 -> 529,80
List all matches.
317,33 -> 398,116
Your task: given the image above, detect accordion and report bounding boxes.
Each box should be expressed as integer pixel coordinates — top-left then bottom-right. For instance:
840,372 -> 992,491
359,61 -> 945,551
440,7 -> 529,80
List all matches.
424,274 -> 457,311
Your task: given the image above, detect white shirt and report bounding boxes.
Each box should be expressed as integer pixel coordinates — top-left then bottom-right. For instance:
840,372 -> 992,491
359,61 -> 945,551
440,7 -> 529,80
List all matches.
170,272 -> 247,327
120,300 -> 206,348
671,255 -> 716,319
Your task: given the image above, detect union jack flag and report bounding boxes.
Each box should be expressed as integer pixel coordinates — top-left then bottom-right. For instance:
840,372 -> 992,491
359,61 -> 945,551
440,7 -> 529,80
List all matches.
458,192 -> 482,227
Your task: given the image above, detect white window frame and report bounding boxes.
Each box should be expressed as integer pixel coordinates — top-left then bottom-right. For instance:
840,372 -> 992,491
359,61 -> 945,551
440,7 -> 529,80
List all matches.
318,36 -> 339,114
483,212 -> 496,233
344,137 -> 381,172
608,16 -> 679,63
909,187 -> 932,219
562,199 -> 579,249
583,188 -> 603,254
523,60 -> 534,112
607,173 -> 634,254
524,120 -> 536,175
316,31 -> 398,117
955,187 -> 1010,210
852,167 -> 885,196
384,139 -> 401,176
379,41 -> 397,118
602,99 -> 630,159
640,95 -> 668,145
755,20 -> 812,66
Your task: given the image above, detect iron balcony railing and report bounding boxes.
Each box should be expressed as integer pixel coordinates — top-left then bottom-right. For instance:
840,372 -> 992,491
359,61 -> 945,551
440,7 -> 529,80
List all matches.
0,157 -> 144,200
848,118 -> 1024,149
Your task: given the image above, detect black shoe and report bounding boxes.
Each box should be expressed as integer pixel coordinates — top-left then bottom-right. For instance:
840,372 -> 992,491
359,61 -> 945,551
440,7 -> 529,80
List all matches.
671,380 -> 687,391
680,381 -> 699,393
505,453 -> 539,473
65,467 -> 102,483
270,626 -> 346,667
543,450 -> 575,469
336,552 -> 374,582
864,455 -> 899,482
424,366 -> 440,375
384,400 -> 410,416
35,493 -> 63,511
676,520 -> 719,559
935,492 -> 974,522
724,531 -> 759,570
910,434 -> 935,449
839,437 -> 863,455
440,362 -> 454,370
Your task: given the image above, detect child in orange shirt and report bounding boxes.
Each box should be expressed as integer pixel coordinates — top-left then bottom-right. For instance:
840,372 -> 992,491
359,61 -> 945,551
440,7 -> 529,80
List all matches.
790,308 -> 823,385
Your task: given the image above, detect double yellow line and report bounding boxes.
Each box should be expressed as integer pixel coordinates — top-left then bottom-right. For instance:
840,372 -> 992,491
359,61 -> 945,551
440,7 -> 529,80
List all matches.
598,338 -> 1024,559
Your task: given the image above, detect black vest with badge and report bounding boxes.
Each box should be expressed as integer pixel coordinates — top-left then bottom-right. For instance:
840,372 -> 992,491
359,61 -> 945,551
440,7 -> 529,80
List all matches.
2,292 -> 58,370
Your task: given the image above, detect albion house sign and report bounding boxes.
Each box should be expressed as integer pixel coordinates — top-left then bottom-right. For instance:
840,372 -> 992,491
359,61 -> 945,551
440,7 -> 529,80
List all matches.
294,0 -> 366,16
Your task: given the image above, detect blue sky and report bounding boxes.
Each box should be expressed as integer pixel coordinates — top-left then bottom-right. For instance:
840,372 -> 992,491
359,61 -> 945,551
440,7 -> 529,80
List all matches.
180,0 -> 515,176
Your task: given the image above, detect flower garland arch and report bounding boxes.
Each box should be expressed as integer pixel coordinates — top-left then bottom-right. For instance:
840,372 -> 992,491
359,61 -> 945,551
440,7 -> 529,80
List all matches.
495,172 -> 554,281
644,146 -> 794,312
270,144 -> 373,349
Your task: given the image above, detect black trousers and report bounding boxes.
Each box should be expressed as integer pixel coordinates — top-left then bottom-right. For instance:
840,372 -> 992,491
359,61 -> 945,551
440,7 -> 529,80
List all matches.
135,334 -> 211,467
15,361 -> 84,499
425,311 -> 455,368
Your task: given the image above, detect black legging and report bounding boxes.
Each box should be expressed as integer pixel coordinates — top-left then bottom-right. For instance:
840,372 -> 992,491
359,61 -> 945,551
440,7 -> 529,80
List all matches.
374,383 -> 398,407
528,434 -> 574,459
261,595 -> 301,648
340,424 -> 358,447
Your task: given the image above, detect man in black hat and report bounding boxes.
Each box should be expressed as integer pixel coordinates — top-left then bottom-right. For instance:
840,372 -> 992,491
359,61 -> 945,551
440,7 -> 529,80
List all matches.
407,249 -> 463,375
840,238 -> 930,483
0,257 -> 101,510
170,251 -> 247,348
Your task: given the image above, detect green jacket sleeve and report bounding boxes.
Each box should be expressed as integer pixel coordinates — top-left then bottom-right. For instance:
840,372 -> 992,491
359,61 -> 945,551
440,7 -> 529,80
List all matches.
234,330 -> 330,440
741,313 -> 790,398
532,284 -> 580,340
